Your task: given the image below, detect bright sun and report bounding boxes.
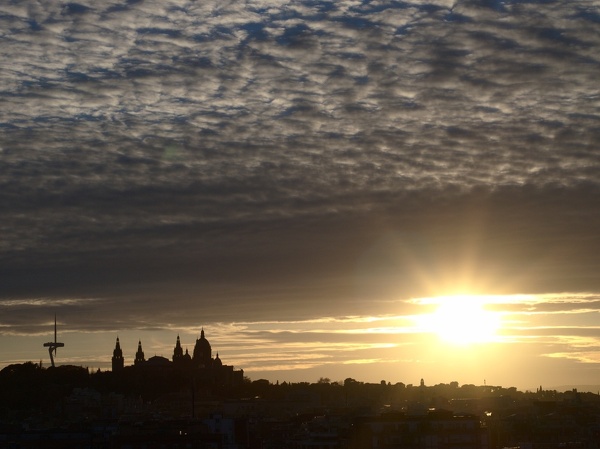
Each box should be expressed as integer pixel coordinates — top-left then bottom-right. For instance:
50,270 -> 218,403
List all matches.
417,295 -> 501,345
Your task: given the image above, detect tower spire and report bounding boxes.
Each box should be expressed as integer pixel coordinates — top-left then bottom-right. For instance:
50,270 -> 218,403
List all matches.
112,336 -> 124,371
134,340 -> 145,365
173,334 -> 184,363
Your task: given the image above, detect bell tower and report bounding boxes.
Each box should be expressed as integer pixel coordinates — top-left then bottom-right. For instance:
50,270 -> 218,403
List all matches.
112,337 -> 124,371
173,334 -> 184,363
134,340 -> 145,365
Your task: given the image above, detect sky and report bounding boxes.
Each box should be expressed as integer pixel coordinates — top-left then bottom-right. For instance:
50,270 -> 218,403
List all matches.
1,0 -> 599,390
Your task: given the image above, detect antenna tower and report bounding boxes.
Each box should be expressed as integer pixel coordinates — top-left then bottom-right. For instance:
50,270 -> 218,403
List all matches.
43,315 -> 64,368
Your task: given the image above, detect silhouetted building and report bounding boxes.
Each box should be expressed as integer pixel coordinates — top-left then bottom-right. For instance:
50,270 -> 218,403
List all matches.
173,334 -> 184,361
173,334 -> 193,368
193,328 -> 212,368
112,337 -> 124,372
134,340 -> 145,366
114,329 -> 244,387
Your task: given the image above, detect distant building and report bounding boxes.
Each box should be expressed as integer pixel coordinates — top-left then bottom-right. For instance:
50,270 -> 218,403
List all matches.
350,409 -> 489,449
110,328 -> 244,387
111,337 -> 124,371
134,340 -> 145,366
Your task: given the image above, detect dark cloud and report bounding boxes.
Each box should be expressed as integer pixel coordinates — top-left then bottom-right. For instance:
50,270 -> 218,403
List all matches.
0,0 -> 599,337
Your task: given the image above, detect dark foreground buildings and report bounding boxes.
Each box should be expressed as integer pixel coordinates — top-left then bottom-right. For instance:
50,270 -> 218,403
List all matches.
1,331 -> 600,448
2,376 -> 600,449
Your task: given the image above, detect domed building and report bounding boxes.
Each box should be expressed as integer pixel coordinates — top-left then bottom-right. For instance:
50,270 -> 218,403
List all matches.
192,328 -> 212,368
110,328 -> 244,387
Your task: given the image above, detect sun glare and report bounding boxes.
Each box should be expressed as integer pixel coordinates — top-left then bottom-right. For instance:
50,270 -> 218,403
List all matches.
416,295 -> 502,345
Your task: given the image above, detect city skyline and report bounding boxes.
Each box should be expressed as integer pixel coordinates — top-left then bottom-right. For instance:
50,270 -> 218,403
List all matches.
1,0 -> 599,390
5,291 -> 600,391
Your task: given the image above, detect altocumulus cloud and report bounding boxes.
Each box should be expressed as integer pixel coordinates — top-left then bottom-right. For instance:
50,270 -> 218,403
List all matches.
0,0 -> 599,334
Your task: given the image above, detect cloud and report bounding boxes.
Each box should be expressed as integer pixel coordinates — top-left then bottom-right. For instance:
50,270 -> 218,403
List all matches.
0,1 -> 599,349
543,350 -> 600,364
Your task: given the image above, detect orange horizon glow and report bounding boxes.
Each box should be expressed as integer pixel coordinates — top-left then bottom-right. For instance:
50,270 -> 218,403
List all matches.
1,292 -> 598,389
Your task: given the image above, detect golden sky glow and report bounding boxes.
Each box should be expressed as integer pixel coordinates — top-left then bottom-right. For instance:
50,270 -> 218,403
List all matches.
412,295 -> 502,345
3,292 -> 595,390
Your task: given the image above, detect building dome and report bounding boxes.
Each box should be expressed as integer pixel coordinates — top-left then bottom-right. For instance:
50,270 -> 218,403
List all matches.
214,352 -> 222,368
146,355 -> 171,367
192,328 -> 212,367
